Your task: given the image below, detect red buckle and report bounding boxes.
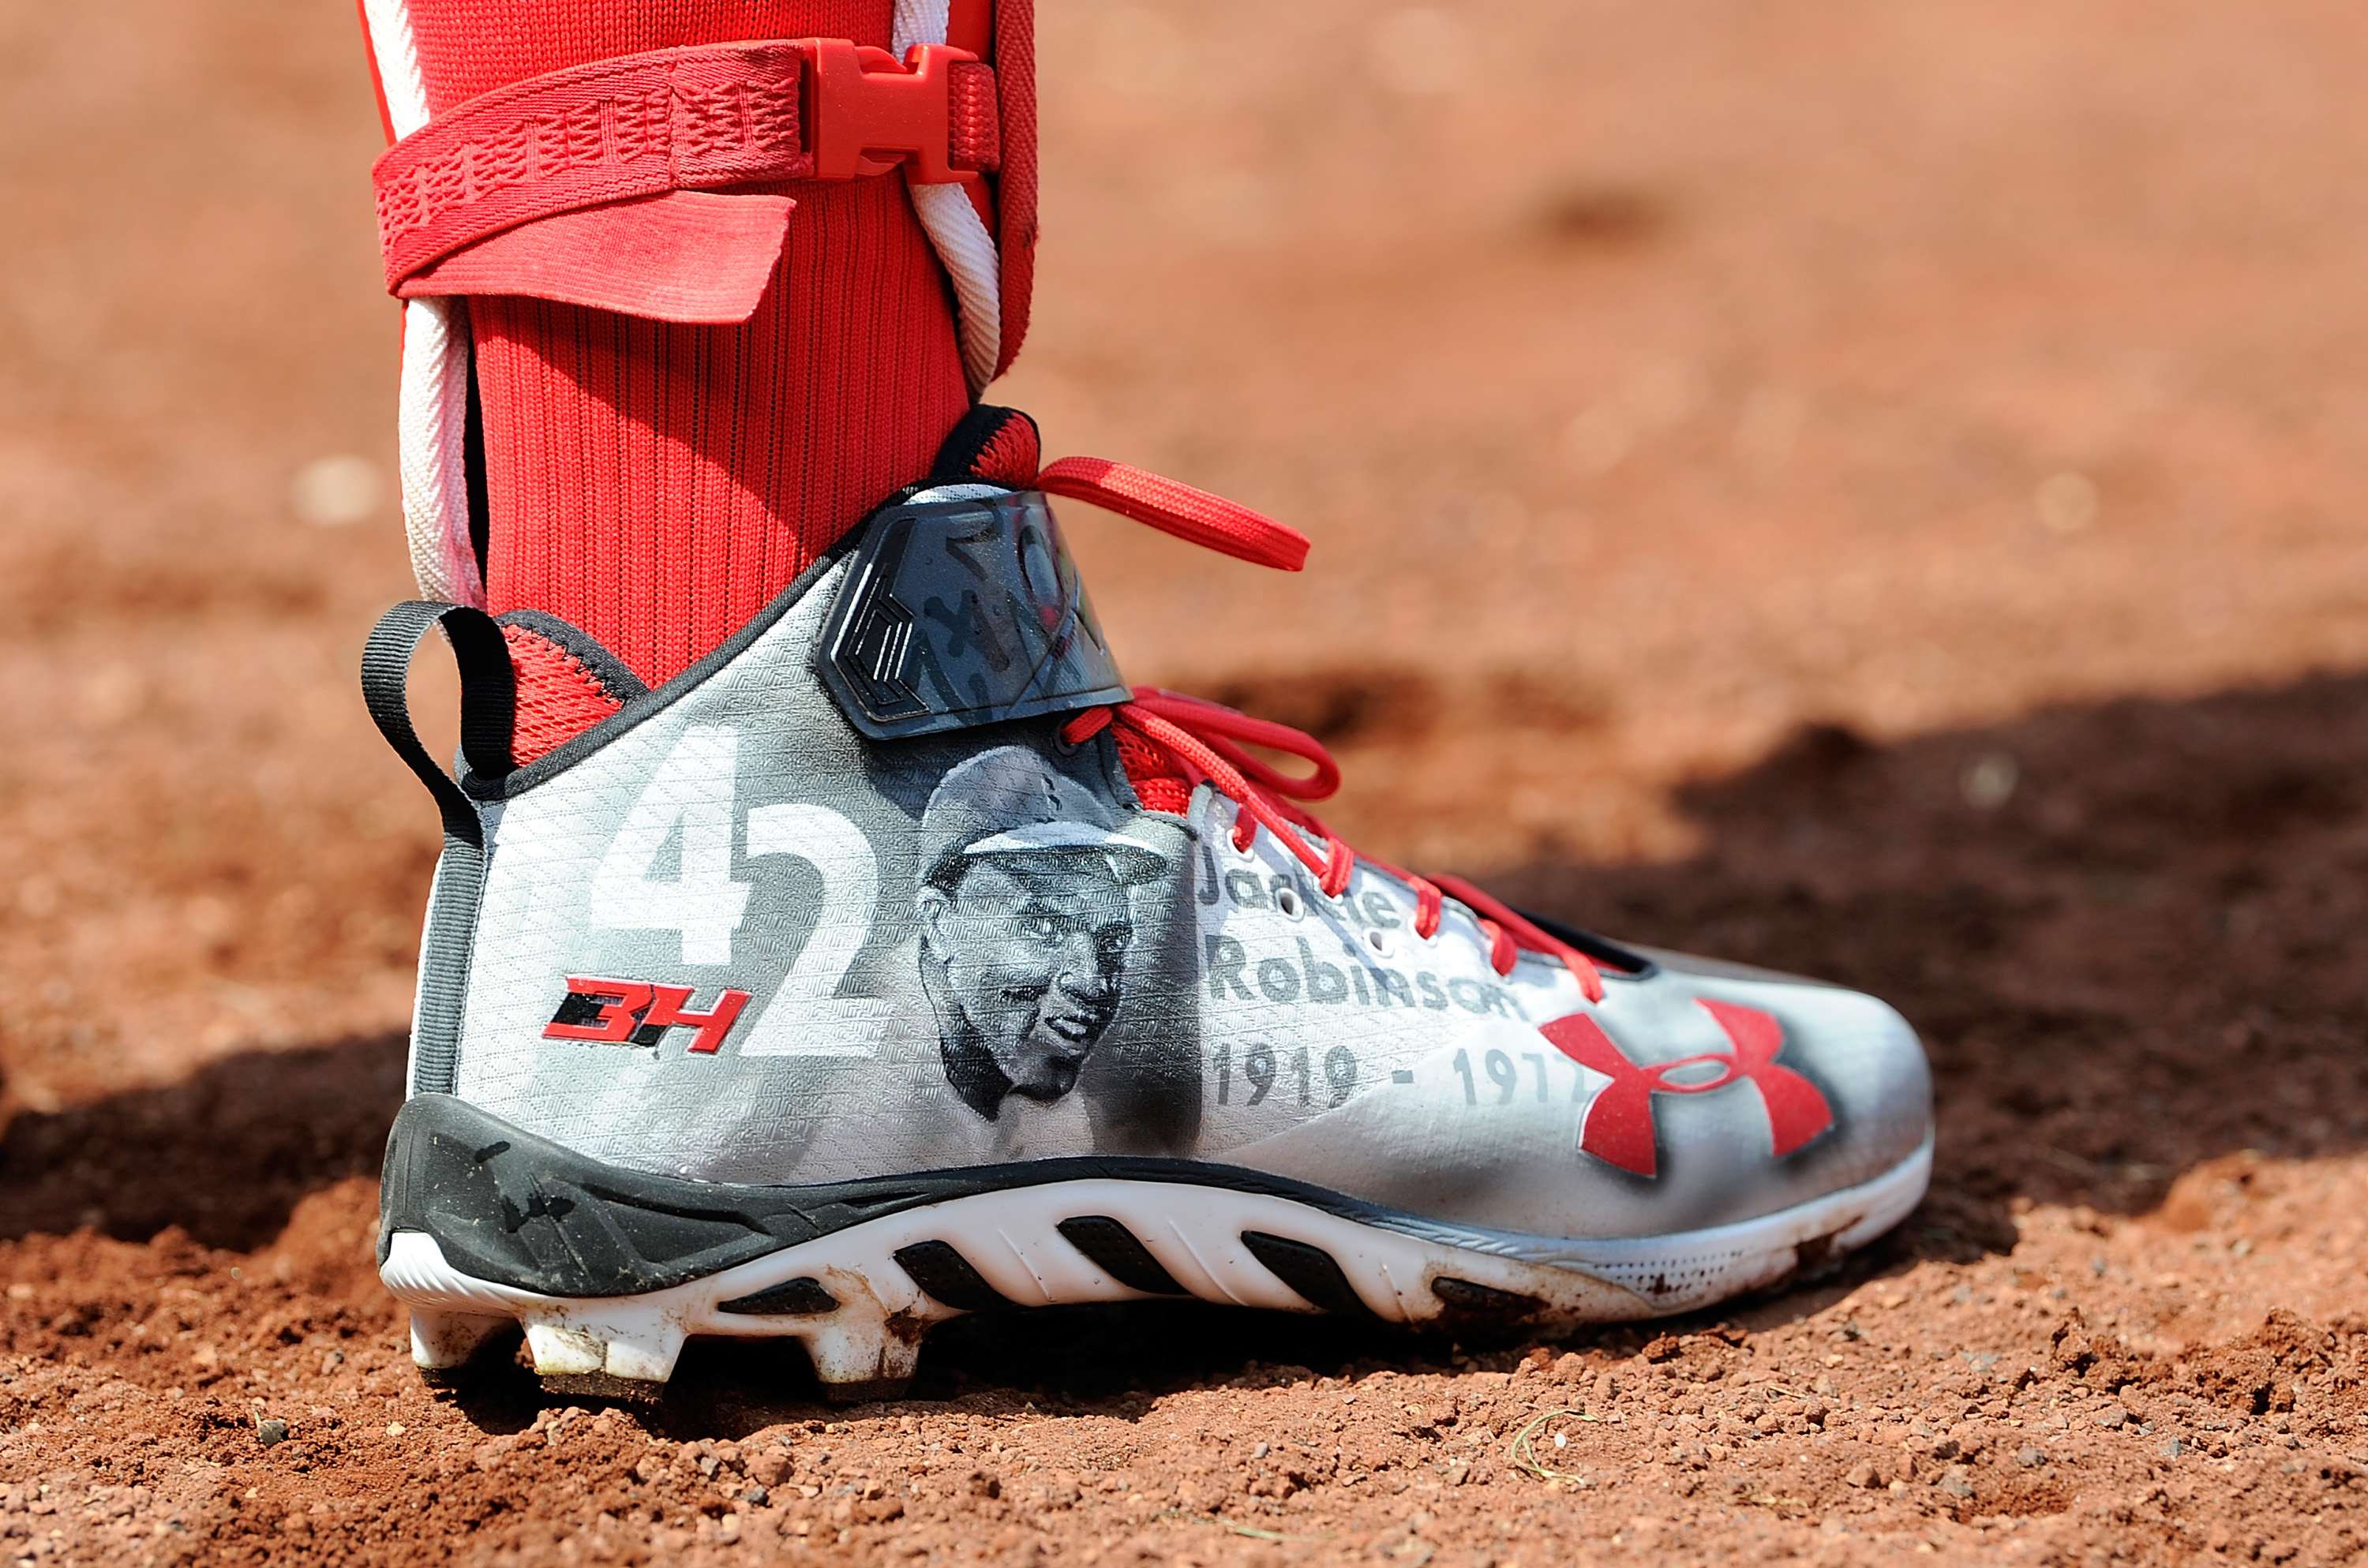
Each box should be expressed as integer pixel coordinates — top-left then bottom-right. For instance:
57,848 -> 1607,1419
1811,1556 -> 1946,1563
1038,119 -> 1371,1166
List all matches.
808,42 -> 1000,184
374,37 -> 1001,294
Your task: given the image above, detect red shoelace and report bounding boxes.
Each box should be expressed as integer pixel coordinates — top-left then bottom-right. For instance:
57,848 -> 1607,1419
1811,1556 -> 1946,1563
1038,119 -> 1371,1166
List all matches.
1040,458 -> 1604,1004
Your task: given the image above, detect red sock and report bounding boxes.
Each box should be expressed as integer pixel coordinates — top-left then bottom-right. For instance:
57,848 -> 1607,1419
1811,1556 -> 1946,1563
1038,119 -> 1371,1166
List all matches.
365,0 -> 1034,689
467,176 -> 966,682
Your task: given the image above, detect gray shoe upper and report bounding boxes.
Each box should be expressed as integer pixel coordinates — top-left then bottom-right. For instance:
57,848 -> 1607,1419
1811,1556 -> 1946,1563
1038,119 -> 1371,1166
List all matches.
410,490 -> 1931,1245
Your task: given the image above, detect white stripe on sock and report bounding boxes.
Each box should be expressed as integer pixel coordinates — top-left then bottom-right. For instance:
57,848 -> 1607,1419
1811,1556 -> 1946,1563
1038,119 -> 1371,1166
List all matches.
889,0 -> 950,56
909,183 -> 1004,394
362,0 -> 480,604
396,298 -> 485,608
894,0 -> 1004,395
358,0 -> 433,138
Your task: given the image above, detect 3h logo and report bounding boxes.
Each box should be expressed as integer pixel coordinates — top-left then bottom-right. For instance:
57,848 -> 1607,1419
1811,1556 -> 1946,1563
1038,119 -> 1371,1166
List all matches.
543,976 -> 752,1054
1542,1000 -> 1833,1177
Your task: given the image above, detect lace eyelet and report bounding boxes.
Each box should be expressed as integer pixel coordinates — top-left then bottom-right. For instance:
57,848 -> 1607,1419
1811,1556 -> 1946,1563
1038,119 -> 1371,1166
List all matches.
1366,928 -> 1394,958
1276,887 -> 1303,919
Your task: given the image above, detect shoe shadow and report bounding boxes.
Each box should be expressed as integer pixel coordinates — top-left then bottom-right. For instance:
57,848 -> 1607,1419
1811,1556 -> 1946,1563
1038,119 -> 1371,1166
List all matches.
0,1031 -> 407,1250
1497,671 -> 2368,1256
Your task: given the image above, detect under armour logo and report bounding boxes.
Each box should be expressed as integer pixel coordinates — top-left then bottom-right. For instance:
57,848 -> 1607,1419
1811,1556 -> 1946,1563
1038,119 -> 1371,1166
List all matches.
1540,1000 -> 1833,1177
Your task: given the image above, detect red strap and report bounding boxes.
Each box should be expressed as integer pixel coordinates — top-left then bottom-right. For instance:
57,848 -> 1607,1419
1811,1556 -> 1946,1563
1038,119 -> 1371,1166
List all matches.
373,39 -> 999,297
398,191 -> 796,324
1036,457 -> 1309,571
375,41 -> 807,292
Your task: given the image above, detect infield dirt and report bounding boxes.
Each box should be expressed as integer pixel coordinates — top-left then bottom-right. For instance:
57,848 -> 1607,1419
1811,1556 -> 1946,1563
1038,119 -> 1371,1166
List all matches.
7,1 -> 2368,1563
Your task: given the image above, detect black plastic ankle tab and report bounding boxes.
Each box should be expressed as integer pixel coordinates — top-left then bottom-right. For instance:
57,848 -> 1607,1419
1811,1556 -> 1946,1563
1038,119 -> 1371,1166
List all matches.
817,490 -> 1129,740
361,601 -> 518,848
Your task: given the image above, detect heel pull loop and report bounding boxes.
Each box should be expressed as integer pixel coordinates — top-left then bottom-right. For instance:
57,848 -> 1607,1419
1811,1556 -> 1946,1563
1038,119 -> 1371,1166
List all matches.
361,601 -> 518,848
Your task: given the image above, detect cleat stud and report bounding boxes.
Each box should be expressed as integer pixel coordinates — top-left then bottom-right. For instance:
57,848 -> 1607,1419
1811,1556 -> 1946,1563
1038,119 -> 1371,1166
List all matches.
801,1315 -> 925,1399
601,1325 -> 687,1384
524,1315 -> 686,1388
409,1310 -> 513,1383
523,1320 -> 607,1378
541,1370 -> 668,1405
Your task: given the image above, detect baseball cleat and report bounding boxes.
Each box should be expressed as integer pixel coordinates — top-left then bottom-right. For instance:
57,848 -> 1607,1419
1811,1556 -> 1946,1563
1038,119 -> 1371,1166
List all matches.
349,3 -> 1928,1403
361,409 -> 1932,1405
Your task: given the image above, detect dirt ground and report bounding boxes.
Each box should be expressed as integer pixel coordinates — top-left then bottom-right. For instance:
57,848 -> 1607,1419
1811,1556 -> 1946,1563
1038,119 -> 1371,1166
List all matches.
8,0 -> 2368,1562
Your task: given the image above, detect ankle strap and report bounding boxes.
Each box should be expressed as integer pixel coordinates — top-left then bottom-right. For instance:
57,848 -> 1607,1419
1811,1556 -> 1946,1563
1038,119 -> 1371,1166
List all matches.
373,39 -> 1000,297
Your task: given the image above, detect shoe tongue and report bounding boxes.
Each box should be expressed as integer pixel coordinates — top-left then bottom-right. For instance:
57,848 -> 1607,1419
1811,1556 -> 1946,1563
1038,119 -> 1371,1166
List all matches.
496,610 -> 648,766
1111,724 -> 1193,816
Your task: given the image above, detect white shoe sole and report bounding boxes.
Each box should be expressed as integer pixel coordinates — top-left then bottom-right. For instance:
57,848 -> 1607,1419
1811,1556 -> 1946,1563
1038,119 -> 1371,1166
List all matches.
380,1135 -> 1931,1402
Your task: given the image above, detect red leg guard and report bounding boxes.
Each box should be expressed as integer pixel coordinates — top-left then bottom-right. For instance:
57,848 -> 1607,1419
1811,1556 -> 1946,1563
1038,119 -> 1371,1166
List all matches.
388,0 -> 980,687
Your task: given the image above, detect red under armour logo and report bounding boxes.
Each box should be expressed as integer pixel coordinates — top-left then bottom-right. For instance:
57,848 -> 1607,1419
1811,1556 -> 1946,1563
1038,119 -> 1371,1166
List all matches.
1539,1000 -> 1833,1177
